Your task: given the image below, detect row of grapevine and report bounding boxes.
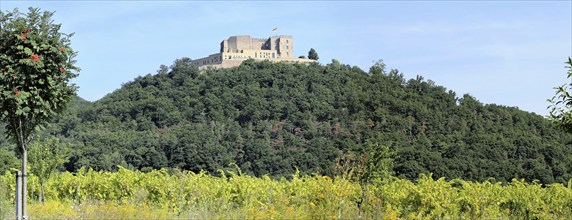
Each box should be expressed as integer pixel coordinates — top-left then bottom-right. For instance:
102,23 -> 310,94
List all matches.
1,168 -> 572,219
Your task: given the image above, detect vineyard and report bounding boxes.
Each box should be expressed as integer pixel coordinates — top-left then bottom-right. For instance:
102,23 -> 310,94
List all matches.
0,167 -> 571,219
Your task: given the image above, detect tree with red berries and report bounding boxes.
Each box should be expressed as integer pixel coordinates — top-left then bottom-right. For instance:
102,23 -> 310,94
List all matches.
0,7 -> 78,218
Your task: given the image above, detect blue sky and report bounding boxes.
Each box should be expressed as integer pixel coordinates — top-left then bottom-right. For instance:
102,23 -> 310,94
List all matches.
1,1 -> 571,116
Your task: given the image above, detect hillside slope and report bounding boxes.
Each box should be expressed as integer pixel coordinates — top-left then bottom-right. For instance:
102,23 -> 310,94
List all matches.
4,58 -> 572,183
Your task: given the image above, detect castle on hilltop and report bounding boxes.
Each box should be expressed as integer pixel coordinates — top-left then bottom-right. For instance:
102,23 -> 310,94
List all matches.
192,35 -> 315,69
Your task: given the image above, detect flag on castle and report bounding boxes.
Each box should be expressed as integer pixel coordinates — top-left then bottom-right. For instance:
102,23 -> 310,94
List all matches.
272,28 -> 278,32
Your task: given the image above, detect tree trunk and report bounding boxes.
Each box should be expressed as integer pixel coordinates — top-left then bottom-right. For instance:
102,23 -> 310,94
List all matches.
16,171 -> 22,220
22,144 -> 27,219
31,178 -> 34,202
16,117 -> 27,219
40,183 -> 44,204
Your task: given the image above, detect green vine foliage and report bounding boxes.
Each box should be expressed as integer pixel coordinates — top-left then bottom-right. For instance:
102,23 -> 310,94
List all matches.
0,7 -> 78,146
548,57 -> 572,132
1,168 -> 571,219
29,137 -> 70,202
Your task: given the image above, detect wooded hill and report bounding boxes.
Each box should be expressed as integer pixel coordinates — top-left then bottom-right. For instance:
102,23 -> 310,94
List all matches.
2,58 -> 571,184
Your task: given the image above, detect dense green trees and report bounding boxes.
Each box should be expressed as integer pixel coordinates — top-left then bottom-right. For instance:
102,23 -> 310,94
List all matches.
308,48 -> 319,61
548,57 -> 572,131
1,58 -> 571,184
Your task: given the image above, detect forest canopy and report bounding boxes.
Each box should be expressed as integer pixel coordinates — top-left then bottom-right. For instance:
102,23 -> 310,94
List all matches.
2,58 -> 571,184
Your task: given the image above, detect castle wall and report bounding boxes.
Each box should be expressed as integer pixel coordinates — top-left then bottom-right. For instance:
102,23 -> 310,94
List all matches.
223,35 -> 271,53
197,57 -> 316,70
192,53 -> 223,67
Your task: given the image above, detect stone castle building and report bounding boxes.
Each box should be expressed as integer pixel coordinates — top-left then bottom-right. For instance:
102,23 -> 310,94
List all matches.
192,35 -> 315,69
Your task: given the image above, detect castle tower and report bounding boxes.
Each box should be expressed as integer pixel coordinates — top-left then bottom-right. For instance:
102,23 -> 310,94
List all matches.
275,35 -> 293,58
